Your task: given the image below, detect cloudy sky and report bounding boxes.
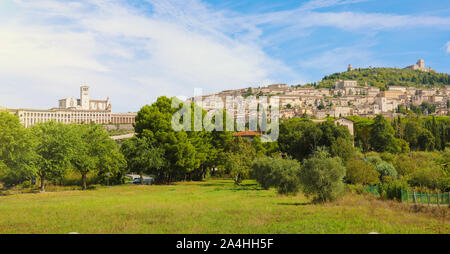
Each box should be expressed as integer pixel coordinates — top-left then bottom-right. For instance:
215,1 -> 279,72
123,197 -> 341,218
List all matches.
1,0 -> 449,112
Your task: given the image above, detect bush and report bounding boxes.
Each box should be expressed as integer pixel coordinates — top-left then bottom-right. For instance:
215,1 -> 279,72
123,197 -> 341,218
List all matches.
365,155 -> 383,165
377,180 -> 409,201
375,161 -> 398,180
408,166 -> 447,191
252,156 -> 302,195
345,159 -> 379,185
252,157 -> 277,190
365,155 -> 397,181
299,149 -> 346,203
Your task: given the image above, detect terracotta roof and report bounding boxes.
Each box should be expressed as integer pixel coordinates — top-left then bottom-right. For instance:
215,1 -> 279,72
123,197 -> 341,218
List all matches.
233,130 -> 262,137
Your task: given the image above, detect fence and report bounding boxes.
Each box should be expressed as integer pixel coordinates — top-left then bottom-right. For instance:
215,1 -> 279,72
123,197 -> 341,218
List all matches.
363,185 -> 379,195
401,190 -> 450,206
363,186 -> 450,206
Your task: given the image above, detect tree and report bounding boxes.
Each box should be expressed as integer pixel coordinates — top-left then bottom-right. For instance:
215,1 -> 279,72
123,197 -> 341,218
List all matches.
353,117 -> 373,152
299,148 -> 346,203
0,112 -> 36,187
369,115 -> 398,153
71,124 -> 126,190
120,137 -> 165,184
31,122 -> 77,192
224,137 -> 256,184
404,121 -> 422,150
418,129 -> 435,151
279,119 -> 352,161
251,135 -> 266,156
330,137 -> 354,162
134,97 -> 200,183
345,159 -> 379,185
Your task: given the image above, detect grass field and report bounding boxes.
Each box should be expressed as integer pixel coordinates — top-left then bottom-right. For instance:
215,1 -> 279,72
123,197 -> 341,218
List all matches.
0,179 -> 448,234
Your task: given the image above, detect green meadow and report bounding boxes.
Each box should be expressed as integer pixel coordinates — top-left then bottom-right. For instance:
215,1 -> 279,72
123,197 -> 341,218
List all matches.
0,179 -> 447,234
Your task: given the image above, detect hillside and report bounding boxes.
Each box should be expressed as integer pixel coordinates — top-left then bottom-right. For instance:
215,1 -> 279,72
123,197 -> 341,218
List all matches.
314,68 -> 450,90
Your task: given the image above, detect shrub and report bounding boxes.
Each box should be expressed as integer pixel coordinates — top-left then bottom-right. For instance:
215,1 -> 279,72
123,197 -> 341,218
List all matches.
345,159 -> 379,185
380,152 -> 396,164
377,180 -> 409,201
365,156 -> 397,181
299,149 -> 346,203
408,166 -> 447,191
252,157 -> 277,190
252,156 -> 302,195
374,161 -> 398,179
365,155 -> 383,165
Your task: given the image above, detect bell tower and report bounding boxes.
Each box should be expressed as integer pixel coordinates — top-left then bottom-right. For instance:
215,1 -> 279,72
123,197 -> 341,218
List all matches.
80,85 -> 90,110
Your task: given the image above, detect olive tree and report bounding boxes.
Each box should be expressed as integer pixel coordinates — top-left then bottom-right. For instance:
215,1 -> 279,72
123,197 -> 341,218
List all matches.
252,156 -> 302,195
299,148 -> 346,203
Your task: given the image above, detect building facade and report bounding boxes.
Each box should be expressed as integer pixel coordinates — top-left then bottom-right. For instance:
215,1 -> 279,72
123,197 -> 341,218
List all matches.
8,86 -> 136,127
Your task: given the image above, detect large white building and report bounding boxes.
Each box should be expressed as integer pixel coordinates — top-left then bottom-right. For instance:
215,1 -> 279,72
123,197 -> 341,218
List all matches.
58,86 -> 111,111
7,86 -> 136,127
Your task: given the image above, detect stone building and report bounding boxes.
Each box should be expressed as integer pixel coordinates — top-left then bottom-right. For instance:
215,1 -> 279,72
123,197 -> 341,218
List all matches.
334,118 -> 354,136
404,59 -> 433,72
8,86 -> 136,127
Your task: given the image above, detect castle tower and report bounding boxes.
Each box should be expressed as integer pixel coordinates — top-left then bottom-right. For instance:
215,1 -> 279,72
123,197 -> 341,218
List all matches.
417,59 -> 424,69
80,85 -> 90,110
347,64 -> 353,72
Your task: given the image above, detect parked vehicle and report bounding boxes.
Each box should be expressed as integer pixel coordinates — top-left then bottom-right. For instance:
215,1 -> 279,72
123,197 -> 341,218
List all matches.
131,176 -> 154,185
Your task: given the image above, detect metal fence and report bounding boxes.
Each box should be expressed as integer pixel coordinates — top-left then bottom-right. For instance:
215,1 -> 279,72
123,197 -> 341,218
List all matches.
401,190 -> 450,206
363,185 -> 379,195
363,186 -> 450,205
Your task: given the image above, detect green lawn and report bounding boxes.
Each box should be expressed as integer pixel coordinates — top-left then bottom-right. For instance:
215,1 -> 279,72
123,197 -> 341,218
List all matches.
0,179 -> 447,234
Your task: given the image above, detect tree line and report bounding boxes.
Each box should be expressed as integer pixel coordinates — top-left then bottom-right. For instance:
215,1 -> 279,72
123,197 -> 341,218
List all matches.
0,111 -> 125,191
1,98 -> 449,202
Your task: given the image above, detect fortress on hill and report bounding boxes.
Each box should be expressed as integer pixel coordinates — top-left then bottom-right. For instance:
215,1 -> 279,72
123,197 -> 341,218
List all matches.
404,59 -> 433,72
189,59 -> 449,121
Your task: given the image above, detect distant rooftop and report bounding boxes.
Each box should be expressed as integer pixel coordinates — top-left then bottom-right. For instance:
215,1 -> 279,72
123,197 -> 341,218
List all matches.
233,130 -> 262,137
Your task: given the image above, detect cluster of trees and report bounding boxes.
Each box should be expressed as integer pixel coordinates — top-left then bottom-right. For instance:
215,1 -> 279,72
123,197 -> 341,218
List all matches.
252,148 -> 346,203
319,67 -> 450,90
345,150 -> 450,195
248,118 -> 352,202
0,111 -> 126,191
350,115 -> 449,153
123,96 -> 279,185
253,116 -> 449,202
2,96 -> 449,203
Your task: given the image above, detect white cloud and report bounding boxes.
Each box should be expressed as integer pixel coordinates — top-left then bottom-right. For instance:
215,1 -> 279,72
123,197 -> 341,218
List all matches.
0,0 -> 297,112
446,41 -> 450,53
298,0 -> 369,11
1,0 -> 449,112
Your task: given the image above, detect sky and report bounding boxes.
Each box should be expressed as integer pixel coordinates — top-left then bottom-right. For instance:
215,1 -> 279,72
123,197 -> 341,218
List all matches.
0,0 -> 449,112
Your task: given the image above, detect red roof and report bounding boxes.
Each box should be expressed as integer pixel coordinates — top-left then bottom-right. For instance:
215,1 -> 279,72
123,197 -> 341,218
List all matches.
233,130 -> 262,137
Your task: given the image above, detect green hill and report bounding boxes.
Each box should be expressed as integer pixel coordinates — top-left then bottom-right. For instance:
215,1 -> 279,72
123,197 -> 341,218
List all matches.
313,68 -> 450,90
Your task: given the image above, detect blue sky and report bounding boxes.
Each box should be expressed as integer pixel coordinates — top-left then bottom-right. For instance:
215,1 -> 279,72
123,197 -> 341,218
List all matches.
0,0 -> 449,112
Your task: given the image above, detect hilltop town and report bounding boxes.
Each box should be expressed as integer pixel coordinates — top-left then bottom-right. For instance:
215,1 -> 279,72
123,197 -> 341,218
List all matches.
191,60 -> 450,119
